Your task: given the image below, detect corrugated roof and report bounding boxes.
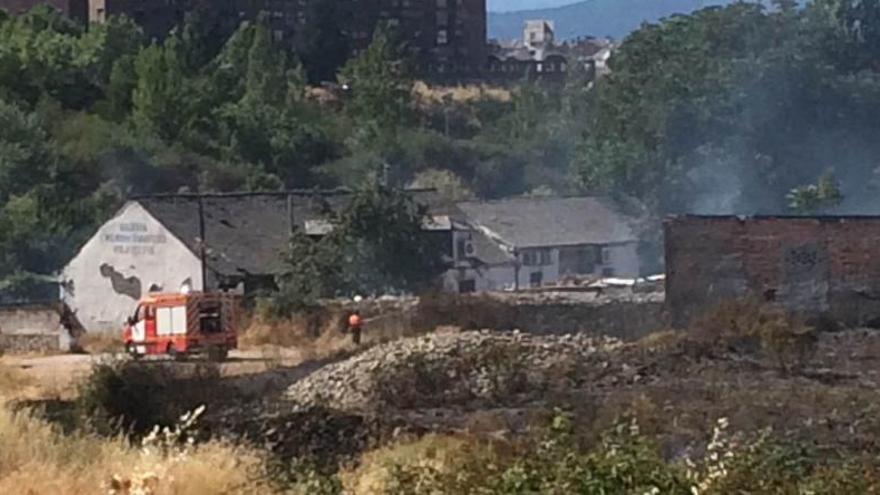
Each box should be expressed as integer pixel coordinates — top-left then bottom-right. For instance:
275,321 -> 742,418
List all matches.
457,196 -> 638,249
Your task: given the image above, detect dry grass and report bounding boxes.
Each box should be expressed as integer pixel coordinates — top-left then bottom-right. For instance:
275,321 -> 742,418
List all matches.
0,362 -> 35,400
240,310 -> 421,365
78,331 -> 124,354
340,434 -> 508,494
0,401 -> 272,494
412,81 -> 512,107
240,314 -> 353,363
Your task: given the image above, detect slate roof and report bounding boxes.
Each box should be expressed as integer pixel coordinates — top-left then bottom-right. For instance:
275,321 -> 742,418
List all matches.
469,227 -> 517,266
456,196 -> 639,249
133,193 -> 637,277
136,190 -> 455,277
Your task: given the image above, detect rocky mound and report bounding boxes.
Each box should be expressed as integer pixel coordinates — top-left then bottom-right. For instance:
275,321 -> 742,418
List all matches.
285,330 -> 623,414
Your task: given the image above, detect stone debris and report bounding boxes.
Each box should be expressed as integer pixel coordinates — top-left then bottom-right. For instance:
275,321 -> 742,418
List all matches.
285,330 -> 623,414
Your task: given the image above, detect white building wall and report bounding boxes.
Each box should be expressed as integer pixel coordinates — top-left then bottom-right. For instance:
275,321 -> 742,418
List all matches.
61,202 -> 202,334
605,243 -> 640,278
444,241 -> 642,293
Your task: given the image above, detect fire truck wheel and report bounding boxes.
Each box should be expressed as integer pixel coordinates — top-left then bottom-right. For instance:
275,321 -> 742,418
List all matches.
125,343 -> 141,360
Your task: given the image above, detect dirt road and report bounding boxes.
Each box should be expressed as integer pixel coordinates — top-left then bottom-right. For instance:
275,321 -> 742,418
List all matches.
1,348 -> 306,399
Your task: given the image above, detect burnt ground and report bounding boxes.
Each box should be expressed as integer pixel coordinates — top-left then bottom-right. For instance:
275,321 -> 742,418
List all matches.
190,329 -> 880,471
12,329 -> 880,471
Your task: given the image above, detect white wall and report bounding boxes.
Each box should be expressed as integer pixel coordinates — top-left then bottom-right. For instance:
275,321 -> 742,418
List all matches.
605,243 -> 640,278
443,241 -> 641,293
61,202 -> 202,334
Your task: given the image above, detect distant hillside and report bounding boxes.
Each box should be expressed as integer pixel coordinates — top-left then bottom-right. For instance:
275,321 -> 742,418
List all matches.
488,0 -> 732,40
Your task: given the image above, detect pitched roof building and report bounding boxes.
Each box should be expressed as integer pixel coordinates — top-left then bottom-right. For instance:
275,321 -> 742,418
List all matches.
446,196 -> 642,292
62,192 -> 642,332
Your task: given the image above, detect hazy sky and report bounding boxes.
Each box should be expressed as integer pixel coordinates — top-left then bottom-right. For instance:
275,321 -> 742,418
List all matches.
487,0 -> 579,12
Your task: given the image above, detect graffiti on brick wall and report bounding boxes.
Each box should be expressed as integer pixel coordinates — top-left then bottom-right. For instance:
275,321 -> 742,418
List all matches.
781,243 -> 829,311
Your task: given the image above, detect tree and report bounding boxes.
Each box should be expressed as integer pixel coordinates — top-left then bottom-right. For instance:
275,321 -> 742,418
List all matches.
272,181 -> 447,313
787,171 -> 844,214
408,168 -> 474,201
0,100 -> 53,203
338,27 -> 412,134
131,37 -> 189,140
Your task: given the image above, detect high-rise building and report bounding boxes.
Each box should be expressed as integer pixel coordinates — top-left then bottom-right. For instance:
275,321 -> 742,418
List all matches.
2,0 -> 488,79
349,0 -> 487,77
0,0 -> 87,23
98,0 -> 486,78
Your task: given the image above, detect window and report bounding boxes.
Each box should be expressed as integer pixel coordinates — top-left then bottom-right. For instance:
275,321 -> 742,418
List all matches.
437,0 -> 447,7
437,29 -> 448,45
135,305 -> 146,322
522,249 -> 552,266
273,29 -> 283,42
530,271 -> 543,287
602,267 -> 615,277
436,11 -> 448,26
600,247 -> 612,264
199,301 -> 223,334
458,279 -> 476,293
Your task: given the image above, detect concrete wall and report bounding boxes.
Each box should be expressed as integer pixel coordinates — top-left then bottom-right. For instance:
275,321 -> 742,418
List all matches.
62,202 -> 202,334
0,334 -> 60,353
0,305 -> 61,335
666,216 -> 880,327
0,305 -> 66,353
413,293 -> 665,341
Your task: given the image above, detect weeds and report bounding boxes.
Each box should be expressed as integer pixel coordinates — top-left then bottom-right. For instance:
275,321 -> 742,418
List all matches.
0,361 -> 34,399
687,298 -> 818,373
0,400 -> 266,495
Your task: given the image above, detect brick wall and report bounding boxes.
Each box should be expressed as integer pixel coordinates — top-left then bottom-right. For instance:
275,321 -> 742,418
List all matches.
665,215 -> 880,327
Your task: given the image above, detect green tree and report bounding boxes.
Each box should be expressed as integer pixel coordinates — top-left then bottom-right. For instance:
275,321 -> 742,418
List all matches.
0,100 -> 53,203
131,37 -> 189,140
338,27 -> 412,135
272,182 -> 447,313
408,168 -> 474,201
787,171 -> 844,214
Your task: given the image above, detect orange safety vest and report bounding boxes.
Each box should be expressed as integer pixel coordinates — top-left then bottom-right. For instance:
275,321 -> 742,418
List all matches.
348,313 -> 363,328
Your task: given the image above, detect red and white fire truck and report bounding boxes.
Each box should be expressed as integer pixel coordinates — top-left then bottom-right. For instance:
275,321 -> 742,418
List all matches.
122,290 -> 241,361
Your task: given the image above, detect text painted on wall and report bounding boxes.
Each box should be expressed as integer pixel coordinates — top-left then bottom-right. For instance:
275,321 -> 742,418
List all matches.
102,222 -> 167,255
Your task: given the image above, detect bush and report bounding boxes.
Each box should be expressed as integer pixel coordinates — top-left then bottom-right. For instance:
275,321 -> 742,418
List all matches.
75,359 -> 220,437
687,298 -> 818,373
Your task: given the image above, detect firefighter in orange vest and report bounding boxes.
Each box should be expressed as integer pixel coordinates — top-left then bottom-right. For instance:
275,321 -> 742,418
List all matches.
348,310 -> 363,345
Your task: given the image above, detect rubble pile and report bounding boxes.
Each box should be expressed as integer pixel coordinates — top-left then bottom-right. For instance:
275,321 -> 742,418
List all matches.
285,330 -> 623,413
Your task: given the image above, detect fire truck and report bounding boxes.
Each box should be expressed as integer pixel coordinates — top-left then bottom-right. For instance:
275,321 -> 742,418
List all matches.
122,290 -> 241,361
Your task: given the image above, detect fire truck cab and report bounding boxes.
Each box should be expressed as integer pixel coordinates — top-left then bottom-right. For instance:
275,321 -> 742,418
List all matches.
122,291 -> 240,361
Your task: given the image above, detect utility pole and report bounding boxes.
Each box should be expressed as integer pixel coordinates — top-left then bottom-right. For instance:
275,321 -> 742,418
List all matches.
197,193 -> 207,292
